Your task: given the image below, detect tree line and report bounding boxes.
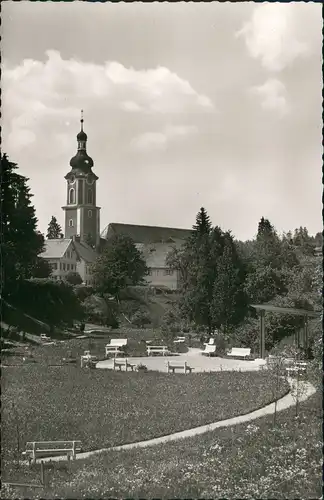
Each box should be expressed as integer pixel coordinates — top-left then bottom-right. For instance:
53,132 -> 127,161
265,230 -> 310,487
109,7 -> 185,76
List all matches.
1,152 -> 321,353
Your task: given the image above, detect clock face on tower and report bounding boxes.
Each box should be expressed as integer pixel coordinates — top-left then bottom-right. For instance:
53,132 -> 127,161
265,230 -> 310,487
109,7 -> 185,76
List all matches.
86,174 -> 94,185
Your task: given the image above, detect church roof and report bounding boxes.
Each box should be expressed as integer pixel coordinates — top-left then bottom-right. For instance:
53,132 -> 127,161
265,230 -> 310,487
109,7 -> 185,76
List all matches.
73,240 -> 97,263
136,242 -> 181,269
40,238 -> 97,263
40,239 -> 72,259
100,223 -> 192,244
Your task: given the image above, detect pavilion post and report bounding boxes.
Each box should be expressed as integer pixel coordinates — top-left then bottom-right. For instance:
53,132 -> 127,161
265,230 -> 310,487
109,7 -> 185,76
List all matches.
303,315 -> 309,350
260,310 -> 266,359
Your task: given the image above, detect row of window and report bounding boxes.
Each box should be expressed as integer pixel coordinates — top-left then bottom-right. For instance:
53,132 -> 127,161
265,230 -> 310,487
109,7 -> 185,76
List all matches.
51,262 -> 76,271
69,187 -> 94,205
148,269 -> 174,276
65,251 -> 74,259
68,210 -> 93,227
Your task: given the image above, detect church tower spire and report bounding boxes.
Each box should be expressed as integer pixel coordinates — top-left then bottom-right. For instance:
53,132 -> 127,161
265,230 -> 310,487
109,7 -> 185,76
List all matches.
77,110 -> 87,151
62,111 -> 101,248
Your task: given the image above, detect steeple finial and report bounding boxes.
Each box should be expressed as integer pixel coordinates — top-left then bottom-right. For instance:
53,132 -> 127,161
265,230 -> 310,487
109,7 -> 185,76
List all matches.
81,109 -> 84,131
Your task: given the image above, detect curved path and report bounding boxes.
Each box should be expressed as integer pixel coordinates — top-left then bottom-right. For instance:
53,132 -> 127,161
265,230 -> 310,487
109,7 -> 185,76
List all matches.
38,378 -> 316,463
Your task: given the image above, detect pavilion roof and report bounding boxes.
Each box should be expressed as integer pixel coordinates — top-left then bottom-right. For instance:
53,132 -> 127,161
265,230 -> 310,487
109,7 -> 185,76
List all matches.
250,304 -> 322,317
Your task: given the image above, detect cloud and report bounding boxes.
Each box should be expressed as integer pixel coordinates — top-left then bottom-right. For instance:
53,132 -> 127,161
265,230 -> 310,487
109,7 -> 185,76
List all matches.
237,4 -> 311,72
131,124 -> 198,152
251,78 -> 288,116
120,101 -> 142,112
2,50 -> 214,155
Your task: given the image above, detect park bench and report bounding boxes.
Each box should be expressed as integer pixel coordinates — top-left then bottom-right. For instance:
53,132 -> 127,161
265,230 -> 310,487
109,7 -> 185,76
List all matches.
105,339 -> 128,357
286,361 -> 307,377
204,338 -> 215,346
174,336 -> 186,343
202,344 -> 216,356
22,440 -> 82,464
80,352 -> 97,368
112,358 -> 137,372
147,345 -> 169,356
40,334 -> 50,342
166,360 -> 194,374
227,347 -> 251,359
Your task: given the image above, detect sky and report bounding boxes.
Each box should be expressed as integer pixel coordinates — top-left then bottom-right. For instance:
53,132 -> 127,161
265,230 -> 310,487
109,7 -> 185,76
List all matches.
2,2 -> 322,241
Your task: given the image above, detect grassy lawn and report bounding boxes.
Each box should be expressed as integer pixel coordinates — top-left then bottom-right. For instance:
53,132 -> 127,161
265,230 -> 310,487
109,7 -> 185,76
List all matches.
2,365 -> 289,475
4,388 -> 319,500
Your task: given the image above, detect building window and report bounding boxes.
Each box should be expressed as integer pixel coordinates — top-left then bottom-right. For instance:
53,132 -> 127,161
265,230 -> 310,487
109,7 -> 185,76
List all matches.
148,269 -> 152,276
51,262 -> 58,270
69,219 -> 74,227
69,188 -> 75,204
88,210 -> 92,218
87,189 -> 93,204
164,269 -> 173,276
67,264 -> 70,271
62,263 -> 66,271
78,180 -> 84,204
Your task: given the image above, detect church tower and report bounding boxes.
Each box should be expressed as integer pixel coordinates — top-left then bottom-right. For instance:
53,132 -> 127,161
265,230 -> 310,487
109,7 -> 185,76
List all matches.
62,111 -> 100,248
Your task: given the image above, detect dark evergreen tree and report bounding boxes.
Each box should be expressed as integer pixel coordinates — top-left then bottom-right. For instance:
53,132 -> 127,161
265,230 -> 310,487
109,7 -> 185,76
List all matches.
292,227 -> 315,256
211,233 -> 247,333
1,154 -> 46,297
46,216 -> 63,239
257,216 -> 274,239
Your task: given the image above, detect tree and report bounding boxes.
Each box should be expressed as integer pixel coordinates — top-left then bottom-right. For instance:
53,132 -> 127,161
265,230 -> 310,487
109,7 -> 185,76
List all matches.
46,216 -> 63,239
65,271 -> 83,286
91,234 -> 149,302
1,153 -> 46,298
179,208 -> 215,332
131,309 -> 151,328
211,235 -> 247,334
292,227 -> 315,256
12,278 -> 83,329
31,257 -> 52,279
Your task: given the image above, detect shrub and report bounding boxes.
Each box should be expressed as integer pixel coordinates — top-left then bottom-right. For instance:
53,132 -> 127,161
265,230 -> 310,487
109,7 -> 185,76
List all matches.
131,309 -> 151,328
136,363 -> 148,372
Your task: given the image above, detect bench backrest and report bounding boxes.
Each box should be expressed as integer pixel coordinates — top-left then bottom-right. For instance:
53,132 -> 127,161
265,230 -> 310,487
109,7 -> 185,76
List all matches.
147,345 -> 167,350
204,344 -> 216,353
229,347 -> 251,356
176,337 -> 186,341
109,338 -> 127,347
26,440 -> 81,450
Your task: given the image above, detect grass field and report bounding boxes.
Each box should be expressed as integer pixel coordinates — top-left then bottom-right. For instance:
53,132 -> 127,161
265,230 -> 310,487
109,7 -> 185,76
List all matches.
2,365 -> 289,468
3,389 -> 319,500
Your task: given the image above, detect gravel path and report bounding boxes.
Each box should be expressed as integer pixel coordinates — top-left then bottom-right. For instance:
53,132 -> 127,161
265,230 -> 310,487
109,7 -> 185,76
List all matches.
96,348 -> 267,373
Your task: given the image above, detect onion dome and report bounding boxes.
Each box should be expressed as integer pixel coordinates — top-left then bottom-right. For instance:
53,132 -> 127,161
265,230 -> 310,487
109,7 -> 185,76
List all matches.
69,110 -> 94,172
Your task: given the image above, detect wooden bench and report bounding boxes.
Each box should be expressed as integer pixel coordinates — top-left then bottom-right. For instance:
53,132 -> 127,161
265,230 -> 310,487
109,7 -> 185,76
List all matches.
147,345 -> 169,356
174,336 -> 186,344
22,440 -> 82,464
112,358 -> 136,372
202,344 -> 216,356
105,339 -> 128,358
204,338 -> 215,346
227,347 -> 251,359
166,361 -> 194,374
